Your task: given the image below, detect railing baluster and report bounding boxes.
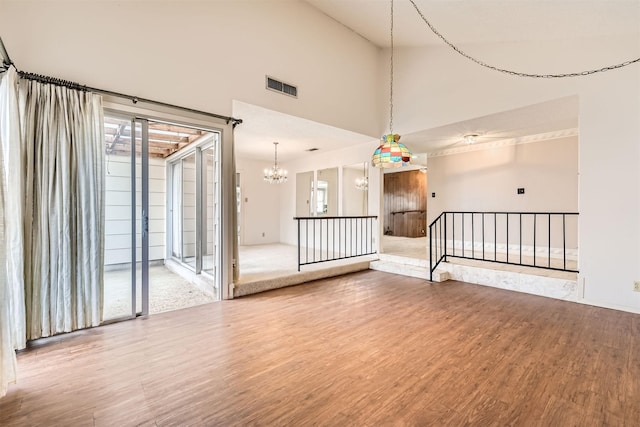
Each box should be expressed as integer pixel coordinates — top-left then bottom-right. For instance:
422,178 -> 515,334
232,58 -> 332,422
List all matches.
519,213 -> 522,265
429,222 -> 434,281
326,218 -> 329,260
439,214 -> 443,262
533,214 -> 537,267
482,213 -> 485,260
339,219 -> 342,258
333,217 -> 336,260
563,214 -> 566,270
319,218 -> 322,261
462,212 -> 465,257
548,213 -> 551,268
360,217 -> 363,256
452,213 -> 456,257
506,213 -> 509,264
471,213 -> 475,259
349,218 -> 353,256
494,213 -> 497,261
367,217 -> 371,254
297,218 -> 301,271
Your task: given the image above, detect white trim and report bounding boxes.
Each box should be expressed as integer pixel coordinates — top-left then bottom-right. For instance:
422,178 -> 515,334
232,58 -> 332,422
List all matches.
576,299 -> 640,315
427,128 -> 579,158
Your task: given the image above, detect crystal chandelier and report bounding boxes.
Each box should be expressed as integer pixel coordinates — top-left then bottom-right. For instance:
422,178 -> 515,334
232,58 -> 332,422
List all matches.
372,0 -> 412,168
355,162 -> 368,191
264,142 -> 288,184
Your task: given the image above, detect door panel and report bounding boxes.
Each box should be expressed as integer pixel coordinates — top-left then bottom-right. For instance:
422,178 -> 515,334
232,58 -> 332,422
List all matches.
383,170 -> 427,237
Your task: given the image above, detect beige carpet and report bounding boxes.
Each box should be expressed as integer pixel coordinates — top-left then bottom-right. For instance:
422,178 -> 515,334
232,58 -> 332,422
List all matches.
103,265 -> 215,321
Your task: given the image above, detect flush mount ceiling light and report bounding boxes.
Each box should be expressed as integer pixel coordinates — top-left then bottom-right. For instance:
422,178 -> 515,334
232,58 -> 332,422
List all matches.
463,134 -> 479,144
263,142 -> 288,184
372,0 -> 412,169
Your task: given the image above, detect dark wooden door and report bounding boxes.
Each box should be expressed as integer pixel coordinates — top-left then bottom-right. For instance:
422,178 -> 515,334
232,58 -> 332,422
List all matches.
383,170 -> 426,237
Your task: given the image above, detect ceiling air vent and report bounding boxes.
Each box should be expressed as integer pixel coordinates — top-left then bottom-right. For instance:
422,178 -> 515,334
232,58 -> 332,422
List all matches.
266,76 -> 298,98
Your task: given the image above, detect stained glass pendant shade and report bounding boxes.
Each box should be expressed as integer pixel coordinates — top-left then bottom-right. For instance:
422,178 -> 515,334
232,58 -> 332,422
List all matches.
372,134 -> 412,168
372,0 -> 412,168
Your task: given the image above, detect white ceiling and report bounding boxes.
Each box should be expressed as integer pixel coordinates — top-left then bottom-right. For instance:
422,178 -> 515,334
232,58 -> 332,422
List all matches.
234,1 -> 637,162
304,0 -> 640,48
233,101 -> 374,163
402,95 -> 579,154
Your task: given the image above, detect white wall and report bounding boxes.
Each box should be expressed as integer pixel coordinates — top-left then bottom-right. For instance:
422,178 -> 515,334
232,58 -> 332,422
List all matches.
427,137 -> 578,220
236,157 -> 281,245
385,37 -> 640,313
104,156 -> 166,266
0,0 -> 381,138
427,136 -> 579,252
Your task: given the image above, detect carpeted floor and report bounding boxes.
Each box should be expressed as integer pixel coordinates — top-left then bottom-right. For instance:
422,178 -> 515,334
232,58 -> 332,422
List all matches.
103,265 -> 215,321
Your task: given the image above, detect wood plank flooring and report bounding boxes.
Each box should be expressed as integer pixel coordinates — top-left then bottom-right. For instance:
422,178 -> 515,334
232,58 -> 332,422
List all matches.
1,270 -> 639,426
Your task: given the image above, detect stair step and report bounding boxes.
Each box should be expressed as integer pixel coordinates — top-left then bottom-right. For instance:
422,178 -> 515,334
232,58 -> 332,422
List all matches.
431,269 -> 450,283
370,259 -> 449,283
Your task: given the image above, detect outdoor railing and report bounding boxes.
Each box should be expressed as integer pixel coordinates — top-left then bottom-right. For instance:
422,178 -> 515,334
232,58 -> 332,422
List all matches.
429,211 -> 579,281
294,216 -> 378,271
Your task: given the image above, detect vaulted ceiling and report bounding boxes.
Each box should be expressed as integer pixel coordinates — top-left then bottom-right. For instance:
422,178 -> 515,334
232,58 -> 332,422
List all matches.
304,0 -> 640,48
234,0 -> 640,161
236,0 -> 639,162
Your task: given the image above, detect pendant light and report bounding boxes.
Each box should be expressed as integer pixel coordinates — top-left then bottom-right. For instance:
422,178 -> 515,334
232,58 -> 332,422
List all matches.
263,142 -> 288,184
372,0 -> 412,168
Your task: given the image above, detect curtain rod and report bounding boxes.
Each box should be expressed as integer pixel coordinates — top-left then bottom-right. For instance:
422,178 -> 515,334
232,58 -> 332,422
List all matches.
18,69 -> 243,127
0,37 -> 242,126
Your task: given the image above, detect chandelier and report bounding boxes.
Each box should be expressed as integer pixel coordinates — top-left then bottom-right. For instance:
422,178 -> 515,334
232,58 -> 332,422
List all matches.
372,0 -> 412,168
263,142 -> 288,184
355,162 -> 368,191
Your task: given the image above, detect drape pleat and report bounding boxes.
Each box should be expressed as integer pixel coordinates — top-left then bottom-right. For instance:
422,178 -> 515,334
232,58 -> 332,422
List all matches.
0,69 -> 18,398
0,68 -> 26,351
231,130 -> 239,283
17,78 -> 104,340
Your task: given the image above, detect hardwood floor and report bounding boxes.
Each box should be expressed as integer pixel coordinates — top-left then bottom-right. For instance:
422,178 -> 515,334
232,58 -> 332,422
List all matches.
1,270 -> 638,426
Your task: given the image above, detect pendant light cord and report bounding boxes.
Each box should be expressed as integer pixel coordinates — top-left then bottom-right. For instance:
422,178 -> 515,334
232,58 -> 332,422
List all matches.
274,142 -> 279,168
407,0 -> 640,78
389,0 -> 394,134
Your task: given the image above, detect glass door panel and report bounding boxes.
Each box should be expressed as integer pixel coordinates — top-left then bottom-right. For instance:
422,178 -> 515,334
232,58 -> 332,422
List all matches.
171,162 -> 182,259
202,146 -> 216,276
182,153 -> 197,270
167,134 -> 221,299
102,116 -> 141,321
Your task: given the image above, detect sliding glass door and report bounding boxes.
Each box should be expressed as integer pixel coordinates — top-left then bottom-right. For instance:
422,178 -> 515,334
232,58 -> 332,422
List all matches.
103,114 -> 221,322
103,116 -> 141,320
168,138 -> 220,281
181,153 -> 197,270
202,145 -> 217,276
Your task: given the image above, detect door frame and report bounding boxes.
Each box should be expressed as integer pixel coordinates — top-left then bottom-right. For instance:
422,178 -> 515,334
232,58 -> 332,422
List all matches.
103,104 -> 234,323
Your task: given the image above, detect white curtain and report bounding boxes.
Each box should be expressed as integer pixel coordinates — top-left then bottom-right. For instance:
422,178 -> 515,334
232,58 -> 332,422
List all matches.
18,74 -> 104,340
0,66 -> 105,397
0,68 -> 18,398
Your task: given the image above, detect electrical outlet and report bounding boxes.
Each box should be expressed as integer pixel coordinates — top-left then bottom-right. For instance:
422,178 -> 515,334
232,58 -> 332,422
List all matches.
634,281 -> 640,292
